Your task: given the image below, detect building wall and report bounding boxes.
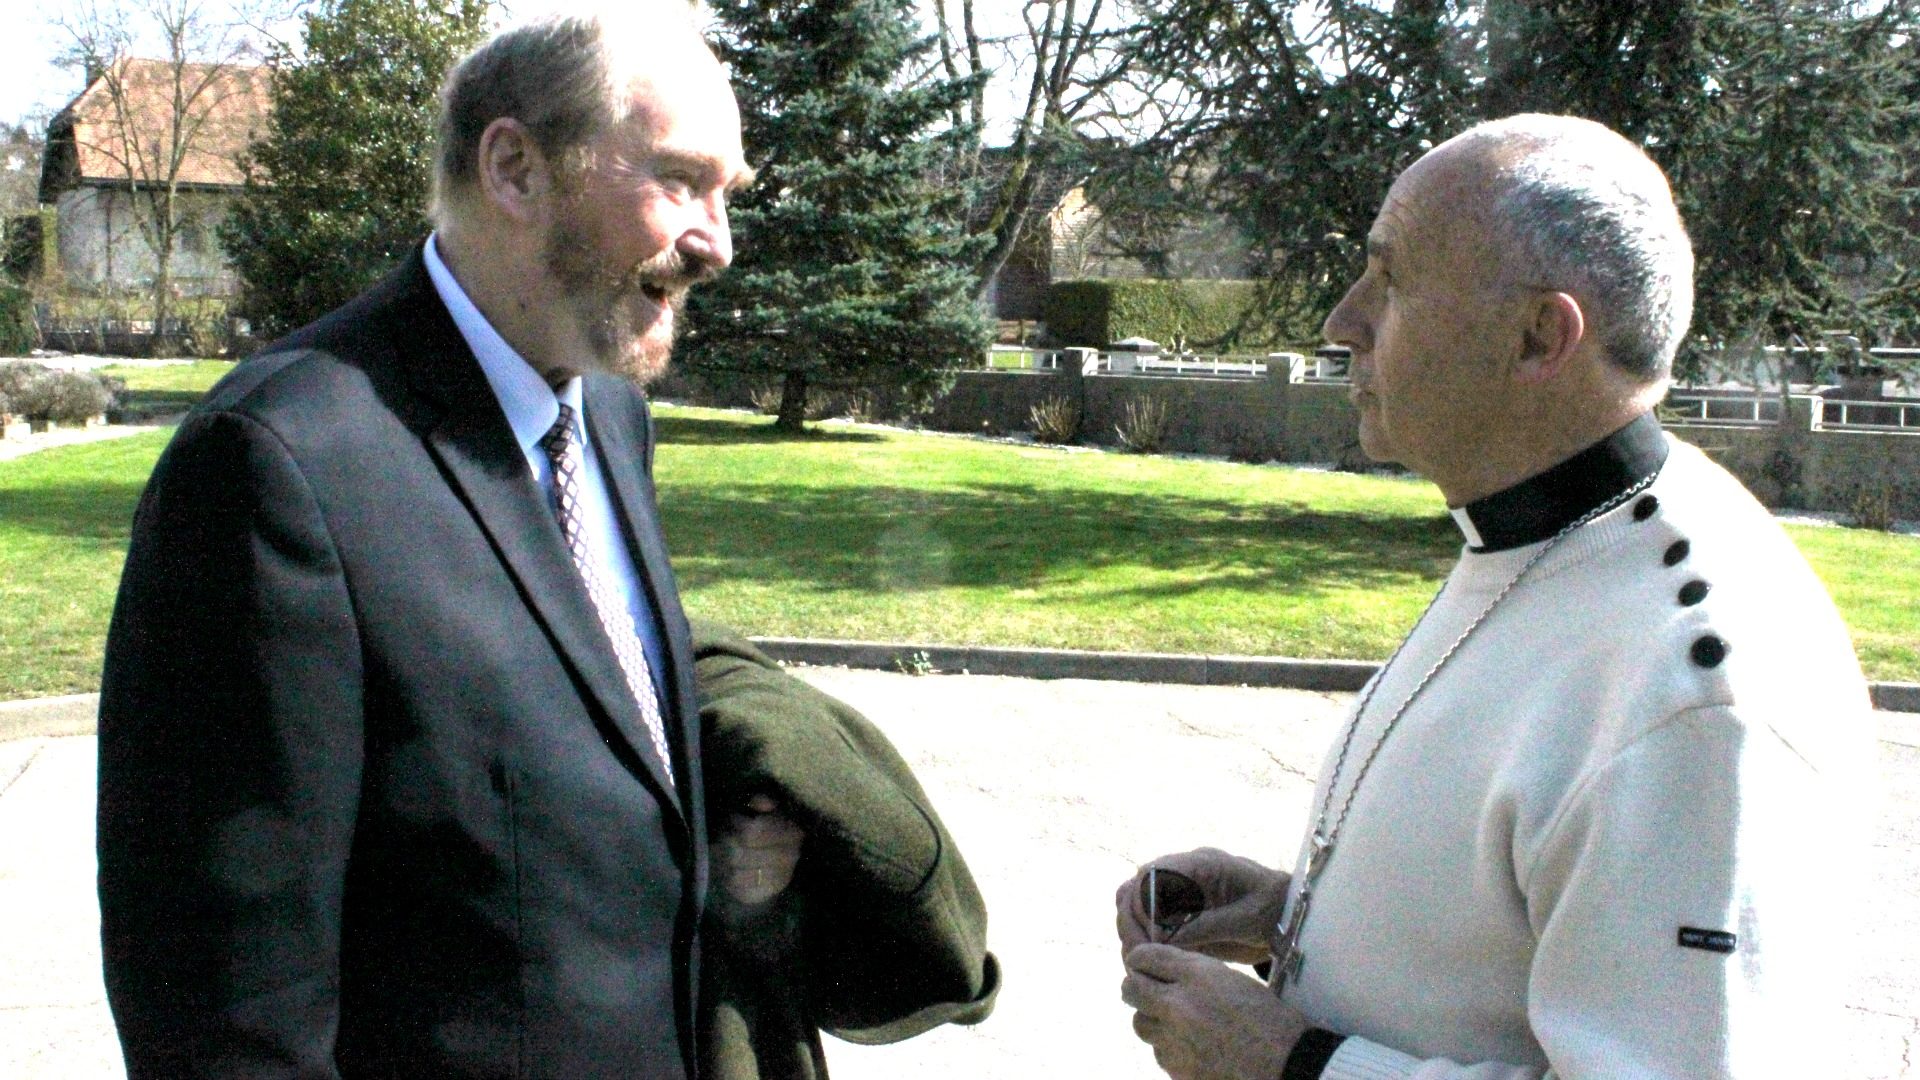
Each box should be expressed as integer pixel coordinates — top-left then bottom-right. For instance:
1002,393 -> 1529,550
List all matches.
54,185 -> 238,294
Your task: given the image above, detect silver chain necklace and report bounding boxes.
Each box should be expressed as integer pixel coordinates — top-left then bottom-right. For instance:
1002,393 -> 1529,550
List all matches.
1268,470 -> 1660,996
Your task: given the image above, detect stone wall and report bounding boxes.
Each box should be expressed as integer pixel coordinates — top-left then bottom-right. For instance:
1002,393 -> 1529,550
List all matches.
1668,401 -> 1920,517
910,369 -> 1920,519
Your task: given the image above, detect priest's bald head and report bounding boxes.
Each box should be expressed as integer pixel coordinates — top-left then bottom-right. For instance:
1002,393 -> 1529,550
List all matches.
1321,114 -> 1694,505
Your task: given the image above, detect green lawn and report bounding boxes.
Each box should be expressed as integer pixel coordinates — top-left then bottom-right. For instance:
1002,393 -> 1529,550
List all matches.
99,360 -> 237,417
653,409 -> 1457,661
0,431 -> 172,697
1,401 -> 1916,699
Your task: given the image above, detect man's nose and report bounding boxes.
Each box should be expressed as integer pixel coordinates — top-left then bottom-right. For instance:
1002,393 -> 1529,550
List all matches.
1322,280 -> 1368,350
679,199 -> 732,274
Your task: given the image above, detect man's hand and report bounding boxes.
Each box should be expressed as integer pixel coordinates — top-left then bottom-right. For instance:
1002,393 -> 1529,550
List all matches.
1121,943 -> 1311,1080
712,793 -> 804,914
1115,847 -> 1291,965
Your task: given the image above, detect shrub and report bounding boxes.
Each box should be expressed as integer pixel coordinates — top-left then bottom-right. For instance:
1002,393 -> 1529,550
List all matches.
841,390 -> 880,424
1849,480 -> 1898,532
12,369 -> 114,423
804,391 -> 844,422
1116,395 -> 1171,454
1,208 -> 57,283
0,283 -> 37,357
1029,394 -> 1080,444
0,359 -> 47,400
748,382 -> 783,415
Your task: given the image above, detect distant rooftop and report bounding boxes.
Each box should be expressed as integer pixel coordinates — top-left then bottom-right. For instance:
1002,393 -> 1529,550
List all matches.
39,56 -> 269,197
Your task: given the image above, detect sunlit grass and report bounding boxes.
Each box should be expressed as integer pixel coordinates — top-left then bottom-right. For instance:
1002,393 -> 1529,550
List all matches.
0,400 -> 1913,699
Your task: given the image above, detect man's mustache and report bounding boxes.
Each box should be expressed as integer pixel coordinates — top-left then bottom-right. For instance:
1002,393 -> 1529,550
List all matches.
623,249 -> 721,298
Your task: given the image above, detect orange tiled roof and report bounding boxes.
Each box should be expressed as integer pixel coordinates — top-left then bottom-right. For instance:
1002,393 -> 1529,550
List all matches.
60,57 -> 269,189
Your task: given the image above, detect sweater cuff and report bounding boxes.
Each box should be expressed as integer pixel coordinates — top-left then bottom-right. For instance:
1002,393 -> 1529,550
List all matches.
1320,1036 -> 1423,1080
1282,1028 -> 1346,1079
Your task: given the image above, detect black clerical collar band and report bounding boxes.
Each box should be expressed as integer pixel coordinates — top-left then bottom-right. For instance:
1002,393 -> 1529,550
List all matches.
1449,412 -> 1670,553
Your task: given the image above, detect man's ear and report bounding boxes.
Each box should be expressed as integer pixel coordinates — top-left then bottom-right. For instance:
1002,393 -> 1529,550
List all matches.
475,117 -> 554,224
1514,290 -> 1585,385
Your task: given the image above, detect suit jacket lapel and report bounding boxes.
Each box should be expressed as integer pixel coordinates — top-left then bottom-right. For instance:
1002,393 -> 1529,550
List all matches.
387,251 -> 687,827
585,377 -> 703,822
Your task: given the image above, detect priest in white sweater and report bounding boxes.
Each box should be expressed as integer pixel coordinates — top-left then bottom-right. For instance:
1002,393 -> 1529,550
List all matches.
1115,114 -> 1876,1080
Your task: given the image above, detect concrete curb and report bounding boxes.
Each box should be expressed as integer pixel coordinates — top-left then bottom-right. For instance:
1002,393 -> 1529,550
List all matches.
4,649 -> 1914,743
752,638 -> 1380,692
1873,682 -> 1920,714
0,693 -> 101,741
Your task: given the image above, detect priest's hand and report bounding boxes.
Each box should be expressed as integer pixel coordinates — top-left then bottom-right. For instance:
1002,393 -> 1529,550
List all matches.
712,792 -> 804,913
1121,943 -> 1310,1080
1116,847 -> 1291,965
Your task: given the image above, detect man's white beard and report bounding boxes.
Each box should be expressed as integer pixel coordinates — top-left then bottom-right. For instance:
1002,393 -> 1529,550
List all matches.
544,216 -> 690,385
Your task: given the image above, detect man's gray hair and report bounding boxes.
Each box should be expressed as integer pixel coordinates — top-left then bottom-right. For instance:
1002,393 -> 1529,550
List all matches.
429,3 -> 697,224
1456,114 -> 1694,381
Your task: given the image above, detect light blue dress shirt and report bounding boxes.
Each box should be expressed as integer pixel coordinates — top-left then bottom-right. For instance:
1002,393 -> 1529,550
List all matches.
423,234 -> 670,702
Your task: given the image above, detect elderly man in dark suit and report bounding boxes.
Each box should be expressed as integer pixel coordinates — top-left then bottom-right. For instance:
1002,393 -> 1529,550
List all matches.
95,6 -> 787,1076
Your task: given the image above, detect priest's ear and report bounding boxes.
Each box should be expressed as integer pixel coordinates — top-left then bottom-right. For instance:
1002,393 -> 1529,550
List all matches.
1514,290 -> 1586,385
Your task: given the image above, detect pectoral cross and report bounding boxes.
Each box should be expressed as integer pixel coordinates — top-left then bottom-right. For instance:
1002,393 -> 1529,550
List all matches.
1269,832 -> 1332,997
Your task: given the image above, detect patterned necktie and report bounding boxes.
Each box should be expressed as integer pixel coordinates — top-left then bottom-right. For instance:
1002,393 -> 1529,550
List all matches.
538,403 -> 676,789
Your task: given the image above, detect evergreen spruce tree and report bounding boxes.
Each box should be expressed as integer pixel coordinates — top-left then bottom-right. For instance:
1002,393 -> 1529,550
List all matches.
1122,0 -> 1482,329
220,0 -> 486,338
1676,0 -> 1918,368
687,0 -> 990,432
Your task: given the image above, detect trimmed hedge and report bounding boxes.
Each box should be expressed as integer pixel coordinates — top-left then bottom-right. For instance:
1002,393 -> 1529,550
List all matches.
4,364 -> 115,423
1044,278 -> 1294,350
0,283 -> 36,357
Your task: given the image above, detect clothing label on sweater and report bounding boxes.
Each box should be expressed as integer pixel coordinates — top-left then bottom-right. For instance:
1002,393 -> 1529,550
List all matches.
1677,927 -> 1737,954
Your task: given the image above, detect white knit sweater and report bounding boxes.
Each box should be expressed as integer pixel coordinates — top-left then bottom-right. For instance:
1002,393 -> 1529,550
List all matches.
1283,439 -> 1876,1080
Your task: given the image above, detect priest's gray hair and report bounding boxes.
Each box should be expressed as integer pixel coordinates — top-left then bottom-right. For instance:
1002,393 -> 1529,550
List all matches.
1456,114 -> 1694,381
429,1 -> 700,225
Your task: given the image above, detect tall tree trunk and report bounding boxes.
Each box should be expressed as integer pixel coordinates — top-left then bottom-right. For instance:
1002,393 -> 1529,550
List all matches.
151,244 -> 174,358
775,369 -> 809,432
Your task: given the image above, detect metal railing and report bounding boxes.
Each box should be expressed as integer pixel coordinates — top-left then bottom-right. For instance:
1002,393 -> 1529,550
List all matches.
1662,393 -> 1785,427
984,346 -> 1316,380
1114,353 -> 1268,377
985,346 -> 1063,371
1819,398 -> 1920,431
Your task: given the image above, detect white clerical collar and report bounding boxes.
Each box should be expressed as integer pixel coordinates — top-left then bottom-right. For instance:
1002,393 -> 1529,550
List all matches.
423,232 -> 584,453
1449,506 -> 1487,549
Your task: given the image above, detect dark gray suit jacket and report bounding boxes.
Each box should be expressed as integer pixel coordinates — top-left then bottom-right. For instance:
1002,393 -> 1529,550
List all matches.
97,249 -> 707,1078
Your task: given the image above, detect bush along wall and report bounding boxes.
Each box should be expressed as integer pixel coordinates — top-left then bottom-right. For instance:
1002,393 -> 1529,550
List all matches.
0,283 -> 38,357
1043,279 -> 1297,350
1,207 -> 57,283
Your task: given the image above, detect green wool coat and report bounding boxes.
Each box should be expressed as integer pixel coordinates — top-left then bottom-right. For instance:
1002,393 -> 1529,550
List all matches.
691,623 -> 1001,1080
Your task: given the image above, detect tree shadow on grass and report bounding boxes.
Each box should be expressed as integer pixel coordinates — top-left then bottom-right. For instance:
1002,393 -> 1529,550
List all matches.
659,480 -> 1459,604
0,479 -> 147,543
654,413 -> 886,446
121,389 -> 206,410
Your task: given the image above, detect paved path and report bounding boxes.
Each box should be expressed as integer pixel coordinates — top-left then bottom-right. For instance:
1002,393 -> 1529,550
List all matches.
3,671 -> 1917,1077
0,420 -> 173,463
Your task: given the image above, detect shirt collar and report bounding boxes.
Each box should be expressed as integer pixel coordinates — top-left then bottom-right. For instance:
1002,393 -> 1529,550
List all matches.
423,232 -> 584,453
1449,411 -> 1669,553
